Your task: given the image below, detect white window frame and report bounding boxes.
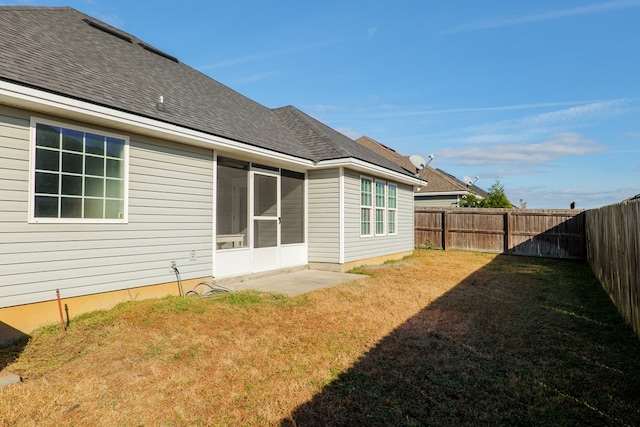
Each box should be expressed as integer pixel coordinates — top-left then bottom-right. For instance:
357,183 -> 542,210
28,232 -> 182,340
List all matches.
387,183 -> 398,235
374,179 -> 386,236
28,117 -> 129,224
360,176 -> 373,237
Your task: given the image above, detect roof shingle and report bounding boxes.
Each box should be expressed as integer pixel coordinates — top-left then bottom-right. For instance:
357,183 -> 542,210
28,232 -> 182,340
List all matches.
0,6 -> 414,178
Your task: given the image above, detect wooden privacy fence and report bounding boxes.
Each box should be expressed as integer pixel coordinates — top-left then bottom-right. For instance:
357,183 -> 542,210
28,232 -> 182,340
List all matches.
415,208 -> 586,260
586,200 -> 640,338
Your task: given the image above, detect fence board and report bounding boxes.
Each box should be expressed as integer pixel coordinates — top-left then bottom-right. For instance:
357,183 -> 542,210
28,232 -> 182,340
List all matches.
414,210 -> 444,249
415,208 -> 585,259
415,203 -> 639,339
586,200 -> 640,338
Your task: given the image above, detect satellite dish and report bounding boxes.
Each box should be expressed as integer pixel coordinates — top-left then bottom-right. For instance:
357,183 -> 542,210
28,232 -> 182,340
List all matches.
463,176 -> 479,186
409,154 -> 427,171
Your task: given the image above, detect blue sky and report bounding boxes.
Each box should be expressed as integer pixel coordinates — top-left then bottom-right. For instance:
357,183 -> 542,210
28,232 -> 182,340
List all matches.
6,0 -> 640,208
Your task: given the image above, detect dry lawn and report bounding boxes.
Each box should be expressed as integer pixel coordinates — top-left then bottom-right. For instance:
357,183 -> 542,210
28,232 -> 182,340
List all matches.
1,250 -> 639,426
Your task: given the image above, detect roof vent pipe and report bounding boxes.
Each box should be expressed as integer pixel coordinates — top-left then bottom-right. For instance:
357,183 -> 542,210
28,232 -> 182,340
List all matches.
156,96 -> 166,112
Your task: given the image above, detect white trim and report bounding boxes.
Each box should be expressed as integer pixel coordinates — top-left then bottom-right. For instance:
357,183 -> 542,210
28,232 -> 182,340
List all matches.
316,158 -> 424,186
360,175 -> 373,238
28,116 -> 129,224
212,152 -> 218,278
304,171 -> 309,257
374,179 -> 386,236
387,183 -> 398,236
415,190 -> 468,197
1,82 -> 426,186
250,169 -> 280,270
339,167 -> 345,264
0,80 -> 314,170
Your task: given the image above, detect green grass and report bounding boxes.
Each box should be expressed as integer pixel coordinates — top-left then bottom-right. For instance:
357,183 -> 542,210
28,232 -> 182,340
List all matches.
2,251 -> 639,426
287,254 -> 640,426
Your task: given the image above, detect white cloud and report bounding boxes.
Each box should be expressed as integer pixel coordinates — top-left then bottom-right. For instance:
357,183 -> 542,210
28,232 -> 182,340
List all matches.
508,185 -> 638,209
458,133 -> 530,145
196,39 -> 344,70
453,100 -> 630,145
521,100 -> 626,126
366,27 -> 378,38
442,0 -> 640,34
411,101 -> 587,116
324,99 -> 628,125
437,133 -> 603,165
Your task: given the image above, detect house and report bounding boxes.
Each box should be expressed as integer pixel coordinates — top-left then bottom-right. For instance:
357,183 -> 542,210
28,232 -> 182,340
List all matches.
356,136 -> 486,207
0,6 -> 424,340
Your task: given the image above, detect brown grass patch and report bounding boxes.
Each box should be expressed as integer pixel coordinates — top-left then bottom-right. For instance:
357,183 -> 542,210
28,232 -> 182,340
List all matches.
1,250 -> 639,426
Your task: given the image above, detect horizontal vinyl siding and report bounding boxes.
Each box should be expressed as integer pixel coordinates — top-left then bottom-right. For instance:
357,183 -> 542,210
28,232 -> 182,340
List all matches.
415,195 -> 460,208
0,107 -> 30,234
343,169 -> 414,263
0,105 -> 213,308
307,168 -> 340,263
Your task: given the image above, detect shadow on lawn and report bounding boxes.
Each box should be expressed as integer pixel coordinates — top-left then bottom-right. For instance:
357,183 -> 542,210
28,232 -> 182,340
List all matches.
0,322 -> 28,372
282,255 -> 640,426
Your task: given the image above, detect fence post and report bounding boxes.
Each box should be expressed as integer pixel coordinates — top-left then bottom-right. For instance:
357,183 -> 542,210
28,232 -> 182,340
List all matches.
504,211 -> 511,254
580,211 -> 587,260
442,210 -> 448,250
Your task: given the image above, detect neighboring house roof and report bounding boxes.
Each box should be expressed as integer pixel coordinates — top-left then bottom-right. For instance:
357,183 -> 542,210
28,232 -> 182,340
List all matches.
0,6 -> 416,179
434,168 -> 488,198
273,107 -> 410,176
356,136 -> 487,195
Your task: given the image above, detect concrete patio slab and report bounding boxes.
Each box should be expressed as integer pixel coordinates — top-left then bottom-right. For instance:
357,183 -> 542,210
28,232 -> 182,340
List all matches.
218,269 -> 366,296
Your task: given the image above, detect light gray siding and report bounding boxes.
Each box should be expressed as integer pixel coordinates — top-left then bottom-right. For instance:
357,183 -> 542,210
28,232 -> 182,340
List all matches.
307,168 -> 340,263
415,194 -> 460,208
0,106 -> 213,308
343,169 -> 413,262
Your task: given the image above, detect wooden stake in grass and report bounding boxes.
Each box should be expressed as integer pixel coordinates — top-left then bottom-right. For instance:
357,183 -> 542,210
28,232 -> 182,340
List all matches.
55,289 -> 66,333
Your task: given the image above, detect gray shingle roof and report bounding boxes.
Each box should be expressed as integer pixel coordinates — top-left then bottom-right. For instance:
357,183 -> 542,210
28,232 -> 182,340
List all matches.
0,7 -> 313,158
272,106 -> 411,175
0,6 -> 415,179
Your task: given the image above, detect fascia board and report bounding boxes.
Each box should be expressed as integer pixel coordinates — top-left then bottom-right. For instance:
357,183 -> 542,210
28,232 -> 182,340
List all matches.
0,80 -> 314,169
415,191 -> 468,196
316,158 -> 425,186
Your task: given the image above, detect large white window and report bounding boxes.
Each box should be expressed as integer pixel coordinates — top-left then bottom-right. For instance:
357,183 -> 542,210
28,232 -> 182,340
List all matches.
360,177 -> 372,236
30,119 -> 128,222
360,177 -> 398,237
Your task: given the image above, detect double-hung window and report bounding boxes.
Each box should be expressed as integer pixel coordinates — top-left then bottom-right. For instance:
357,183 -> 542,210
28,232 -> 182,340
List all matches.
375,180 -> 386,235
361,177 -> 399,237
387,184 -> 397,235
30,119 -> 128,222
360,177 -> 372,236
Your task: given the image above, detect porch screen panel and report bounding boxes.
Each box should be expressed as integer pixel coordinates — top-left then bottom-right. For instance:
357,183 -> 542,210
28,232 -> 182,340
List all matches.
216,157 -> 249,249
254,220 -> 277,248
254,174 -> 277,217
281,169 -> 304,245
